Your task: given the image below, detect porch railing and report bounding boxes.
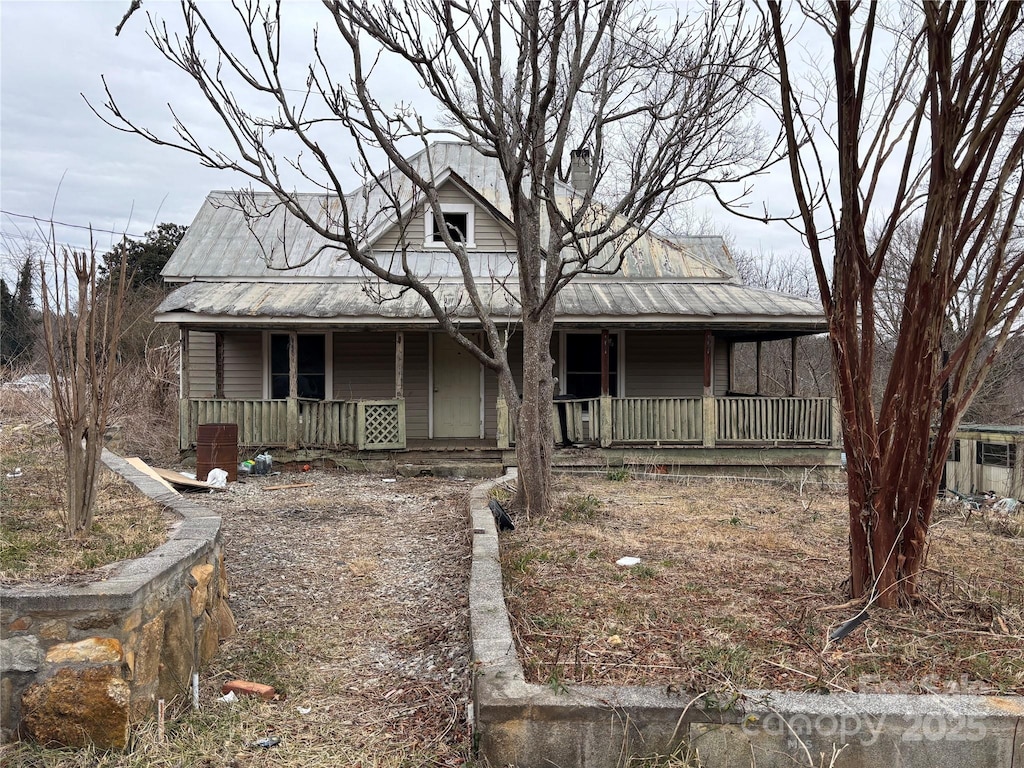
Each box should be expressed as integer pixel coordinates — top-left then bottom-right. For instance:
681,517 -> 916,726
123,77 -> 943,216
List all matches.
499,395 -> 838,449
715,396 -> 834,443
181,398 -> 406,451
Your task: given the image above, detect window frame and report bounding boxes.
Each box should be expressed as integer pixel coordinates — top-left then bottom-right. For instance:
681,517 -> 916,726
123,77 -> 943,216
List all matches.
423,203 -> 476,248
976,441 -> 1017,469
265,332 -> 332,401
558,330 -> 626,399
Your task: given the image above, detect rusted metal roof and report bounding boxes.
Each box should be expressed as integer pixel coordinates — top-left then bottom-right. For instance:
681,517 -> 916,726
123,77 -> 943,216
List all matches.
156,279 -> 826,330
158,142 -> 824,331
162,143 -> 736,283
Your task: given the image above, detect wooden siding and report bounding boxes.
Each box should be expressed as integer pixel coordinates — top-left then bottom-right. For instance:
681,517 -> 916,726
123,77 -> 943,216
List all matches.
714,343 -> 728,396
222,332 -> 263,398
484,332 -> 527,438
624,332 -> 703,397
404,332 -> 429,439
188,331 -> 215,398
374,181 -> 516,252
333,332 -> 395,400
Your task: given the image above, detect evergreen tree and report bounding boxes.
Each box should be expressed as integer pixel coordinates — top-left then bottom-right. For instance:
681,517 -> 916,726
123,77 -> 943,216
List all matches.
1,257 -> 36,367
100,222 -> 186,289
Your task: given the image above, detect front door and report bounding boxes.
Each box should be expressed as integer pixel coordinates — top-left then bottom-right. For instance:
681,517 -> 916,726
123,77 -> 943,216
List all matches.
432,333 -> 481,438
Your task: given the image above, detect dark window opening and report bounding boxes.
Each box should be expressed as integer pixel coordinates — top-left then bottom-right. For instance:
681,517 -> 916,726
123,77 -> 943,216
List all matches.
564,333 -> 617,400
432,212 -> 468,243
271,334 -> 326,400
947,440 -> 961,463
976,442 -> 1017,468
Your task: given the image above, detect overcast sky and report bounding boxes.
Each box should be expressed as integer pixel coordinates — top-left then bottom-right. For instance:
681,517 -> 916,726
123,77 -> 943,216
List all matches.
1,1 -> 807,287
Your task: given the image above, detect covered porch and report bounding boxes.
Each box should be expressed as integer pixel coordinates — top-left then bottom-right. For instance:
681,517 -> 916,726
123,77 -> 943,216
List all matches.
176,325 -> 839,458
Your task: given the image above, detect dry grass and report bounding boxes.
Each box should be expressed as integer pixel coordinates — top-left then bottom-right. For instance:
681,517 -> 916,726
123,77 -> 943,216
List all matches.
2,470 -> 475,768
501,473 -> 1024,696
0,419 -> 170,584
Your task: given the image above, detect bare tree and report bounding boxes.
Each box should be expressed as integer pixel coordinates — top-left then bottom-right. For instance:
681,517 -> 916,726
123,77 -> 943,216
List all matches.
763,3 -> 1024,606
97,0 -> 776,515
872,220 -> 1024,423
40,234 -> 129,537
731,248 -> 834,397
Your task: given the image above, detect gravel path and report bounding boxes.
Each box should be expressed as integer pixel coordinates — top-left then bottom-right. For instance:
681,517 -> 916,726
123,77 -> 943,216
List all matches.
195,468 -> 476,766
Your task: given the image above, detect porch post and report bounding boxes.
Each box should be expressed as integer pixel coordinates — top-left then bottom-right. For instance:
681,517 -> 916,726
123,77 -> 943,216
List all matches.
755,340 -> 763,395
287,330 -> 299,450
703,330 -> 714,397
180,327 -> 191,397
702,330 -> 716,447
214,332 -> 225,399
790,337 -> 799,396
395,331 -> 404,398
179,327 -> 191,451
600,329 -> 610,396
599,329 -> 612,447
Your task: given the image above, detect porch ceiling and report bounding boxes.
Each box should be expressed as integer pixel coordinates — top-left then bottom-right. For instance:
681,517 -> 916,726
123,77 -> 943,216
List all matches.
156,280 -> 826,334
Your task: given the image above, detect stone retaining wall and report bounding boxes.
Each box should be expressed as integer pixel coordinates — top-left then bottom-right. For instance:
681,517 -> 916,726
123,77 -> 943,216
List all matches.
0,451 -> 234,749
469,471 -> 1024,768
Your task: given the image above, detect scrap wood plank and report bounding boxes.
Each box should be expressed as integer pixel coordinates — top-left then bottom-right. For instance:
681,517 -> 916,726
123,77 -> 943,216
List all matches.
151,466 -> 226,491
263,483 -> 314,492
125,457 -> 178,493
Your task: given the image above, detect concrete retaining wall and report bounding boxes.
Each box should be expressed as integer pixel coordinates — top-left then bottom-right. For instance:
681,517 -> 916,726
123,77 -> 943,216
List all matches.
469,472 -> 1024,767
0,451 -> 234,749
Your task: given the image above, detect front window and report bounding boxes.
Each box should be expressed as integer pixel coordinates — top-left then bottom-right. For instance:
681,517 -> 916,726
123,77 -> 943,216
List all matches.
424,203 -> 475,247
270,334 -> 326,400
432,211 -> 468,243
564,332 -> 618,399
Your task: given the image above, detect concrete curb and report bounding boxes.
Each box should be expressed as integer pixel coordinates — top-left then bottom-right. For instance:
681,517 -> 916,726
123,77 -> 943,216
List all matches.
468,473 -> 1024,768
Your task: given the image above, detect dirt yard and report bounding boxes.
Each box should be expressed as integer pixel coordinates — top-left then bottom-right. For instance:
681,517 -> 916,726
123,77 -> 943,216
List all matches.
3,469 -> 475,768
500,473 -> 1024,697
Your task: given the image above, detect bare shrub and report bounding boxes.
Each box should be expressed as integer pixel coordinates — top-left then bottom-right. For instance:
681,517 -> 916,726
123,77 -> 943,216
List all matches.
40,236 -> 128,537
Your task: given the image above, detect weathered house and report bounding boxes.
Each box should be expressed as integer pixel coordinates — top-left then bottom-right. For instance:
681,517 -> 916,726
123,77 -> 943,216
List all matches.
156,142 -> 840,475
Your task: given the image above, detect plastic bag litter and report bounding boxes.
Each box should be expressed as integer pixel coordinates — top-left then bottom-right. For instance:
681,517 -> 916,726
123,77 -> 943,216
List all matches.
616,556 -> 642,567
993,497 -> 1020,514
206,468 -> 229,488
217,691 -> 238,704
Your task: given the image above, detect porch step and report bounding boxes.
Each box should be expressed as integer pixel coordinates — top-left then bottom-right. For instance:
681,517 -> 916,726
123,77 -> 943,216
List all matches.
398,449 -> 505,463
396,462 -> 505,479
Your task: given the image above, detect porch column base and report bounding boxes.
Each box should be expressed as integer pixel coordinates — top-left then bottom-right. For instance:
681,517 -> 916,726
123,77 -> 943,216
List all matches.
702,396 -> 716,448
496,396 -> 510,450
287,397 -> 300,450
599,395 -> 613,448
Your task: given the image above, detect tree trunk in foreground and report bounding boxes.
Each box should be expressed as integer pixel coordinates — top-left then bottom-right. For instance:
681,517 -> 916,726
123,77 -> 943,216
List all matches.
512,310 -> 557,520
766,1 -> 1024,607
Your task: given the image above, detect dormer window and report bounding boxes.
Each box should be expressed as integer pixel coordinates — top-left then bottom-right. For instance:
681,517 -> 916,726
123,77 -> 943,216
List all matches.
425,203 -> 475,247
